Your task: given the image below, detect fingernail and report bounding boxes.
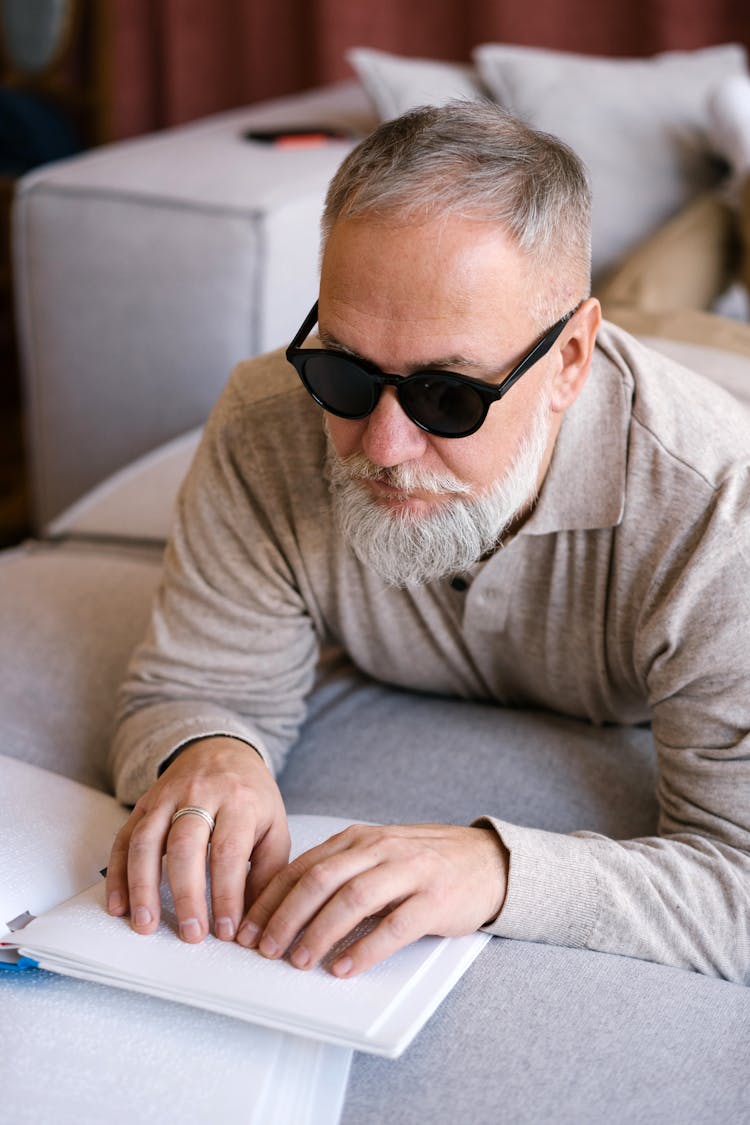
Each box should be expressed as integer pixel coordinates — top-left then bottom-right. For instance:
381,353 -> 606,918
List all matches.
333,956 -> 353,977
179,918 -> 201,942
133,906 -> 152,928
108,891 -> 124,915
259,934 -> 280,958
236,921 -> 260,948
215,917 -> 235,941
291,944 -> 310,969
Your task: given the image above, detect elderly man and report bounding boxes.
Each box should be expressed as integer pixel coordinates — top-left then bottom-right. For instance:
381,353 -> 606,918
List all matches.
106,103 -> 750,984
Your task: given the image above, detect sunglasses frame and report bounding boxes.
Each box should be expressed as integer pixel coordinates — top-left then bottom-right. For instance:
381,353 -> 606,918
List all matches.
286,299 -> 580,438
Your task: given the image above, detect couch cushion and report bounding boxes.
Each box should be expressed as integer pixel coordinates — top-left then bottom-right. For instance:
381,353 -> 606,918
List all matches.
0,541 -> 163,791
473,43 -> 746,283
347,47 -> 485,120
47,428 -> 201,541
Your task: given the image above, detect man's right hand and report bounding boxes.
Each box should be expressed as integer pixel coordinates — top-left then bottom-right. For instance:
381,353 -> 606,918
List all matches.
105,737 -> 290,944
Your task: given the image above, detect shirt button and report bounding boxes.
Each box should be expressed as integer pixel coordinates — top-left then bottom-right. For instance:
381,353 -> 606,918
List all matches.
449,576 -> 469,592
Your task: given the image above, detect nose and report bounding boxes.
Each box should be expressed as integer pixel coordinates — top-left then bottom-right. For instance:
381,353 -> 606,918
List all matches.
360,386 -> 429,468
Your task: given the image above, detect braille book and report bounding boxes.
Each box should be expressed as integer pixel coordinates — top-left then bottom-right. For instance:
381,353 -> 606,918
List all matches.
1,753 -> 488,1060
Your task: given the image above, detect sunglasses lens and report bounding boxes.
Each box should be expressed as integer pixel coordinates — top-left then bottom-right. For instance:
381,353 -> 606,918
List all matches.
399,377 -> 486,437
297,354 -> 486,437
302,356 -> 377,418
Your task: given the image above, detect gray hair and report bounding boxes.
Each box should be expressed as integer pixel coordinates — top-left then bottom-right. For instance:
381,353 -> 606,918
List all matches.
321,101 -> 592,325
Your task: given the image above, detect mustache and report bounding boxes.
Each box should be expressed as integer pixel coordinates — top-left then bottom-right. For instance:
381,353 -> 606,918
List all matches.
332,450 -> 472,497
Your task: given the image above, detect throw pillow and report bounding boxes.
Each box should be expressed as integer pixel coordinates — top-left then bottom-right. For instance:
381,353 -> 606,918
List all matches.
347,47 -> 485,122
473,43 -> 747,282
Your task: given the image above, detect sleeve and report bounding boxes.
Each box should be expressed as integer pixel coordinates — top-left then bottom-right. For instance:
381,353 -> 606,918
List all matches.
109,374 -> 321,806
476,473 -> 750,984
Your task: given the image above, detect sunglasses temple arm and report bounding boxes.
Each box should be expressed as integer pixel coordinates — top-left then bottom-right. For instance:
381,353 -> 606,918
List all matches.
286,300 -> 320,358
495,310 -> 574,400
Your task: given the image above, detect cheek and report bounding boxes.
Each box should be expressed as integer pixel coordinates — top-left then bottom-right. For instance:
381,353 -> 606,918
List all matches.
437,444 -> 498,494
435,410 -> 528,495
324,414 -> 368,459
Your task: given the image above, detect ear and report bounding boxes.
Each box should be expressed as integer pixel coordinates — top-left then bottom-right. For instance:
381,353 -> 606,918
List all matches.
549,298 -> 601,413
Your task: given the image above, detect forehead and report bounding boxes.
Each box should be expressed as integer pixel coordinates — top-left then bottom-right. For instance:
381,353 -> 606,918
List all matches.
318,214 -> 538,360
322,212 -> 529,291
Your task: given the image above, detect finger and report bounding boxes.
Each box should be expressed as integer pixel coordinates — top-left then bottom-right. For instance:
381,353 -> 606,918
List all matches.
244,823 -> 373,922
233,818 -> 292,948
329,896 -> 429,978
236,830 -> 353,947
106,810 -> 143,917
286,859 -> 415,971
244,816 -> 292,903
166,811 -> 214,942
209,809 -> 261,942
125,806 -> 172,934
241,841 -> 385,960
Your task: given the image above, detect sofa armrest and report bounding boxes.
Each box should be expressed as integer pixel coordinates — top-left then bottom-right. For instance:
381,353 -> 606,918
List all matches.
13,81 -> 374,530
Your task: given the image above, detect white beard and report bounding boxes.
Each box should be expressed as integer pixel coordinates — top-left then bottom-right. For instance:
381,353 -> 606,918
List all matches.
325,394 -> 552,586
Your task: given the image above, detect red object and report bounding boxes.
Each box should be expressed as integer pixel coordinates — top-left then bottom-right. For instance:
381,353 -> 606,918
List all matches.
275,133 -> 339,149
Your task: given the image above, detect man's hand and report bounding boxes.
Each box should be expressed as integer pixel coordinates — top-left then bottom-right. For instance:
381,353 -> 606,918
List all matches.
106,737 -> 289,943
234,822 -> 509,977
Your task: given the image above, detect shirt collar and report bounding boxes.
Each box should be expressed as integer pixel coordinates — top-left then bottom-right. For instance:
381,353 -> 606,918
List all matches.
519,325 -> 632,537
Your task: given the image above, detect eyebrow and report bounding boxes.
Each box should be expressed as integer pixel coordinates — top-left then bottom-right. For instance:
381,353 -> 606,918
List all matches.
316,327 -> 487,375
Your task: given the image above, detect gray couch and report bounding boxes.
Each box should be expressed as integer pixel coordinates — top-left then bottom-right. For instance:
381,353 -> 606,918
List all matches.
4,77 -> 750,1123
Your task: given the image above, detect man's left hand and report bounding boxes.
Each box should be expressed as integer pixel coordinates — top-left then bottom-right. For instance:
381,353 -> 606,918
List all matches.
235,823 -> 509,977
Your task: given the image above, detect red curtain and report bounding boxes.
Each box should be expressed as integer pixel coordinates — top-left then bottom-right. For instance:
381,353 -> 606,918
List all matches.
108,0 -> 750,140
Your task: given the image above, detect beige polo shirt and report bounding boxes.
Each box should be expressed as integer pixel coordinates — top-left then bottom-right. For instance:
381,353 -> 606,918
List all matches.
112,321 -> 750,982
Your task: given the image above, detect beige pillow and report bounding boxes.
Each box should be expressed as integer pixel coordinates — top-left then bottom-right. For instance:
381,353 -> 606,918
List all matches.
347,47 -> 485,121
595,191 -> 737,313
473,43 -> 747,283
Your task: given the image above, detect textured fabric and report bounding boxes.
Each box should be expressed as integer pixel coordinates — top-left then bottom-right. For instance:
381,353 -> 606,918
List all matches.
13,83 -> 374,529
595,191 -> 738,315
342,938 -> 750,1125
612,308 -> 750,361
347,47 -> 484,121
473,43 -> 747,283
112,321 -> 750,982
47,429 -> 202,541
0,541 -> 163,791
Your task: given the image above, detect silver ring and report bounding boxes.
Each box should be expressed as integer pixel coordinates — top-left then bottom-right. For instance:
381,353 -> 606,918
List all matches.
170,806 -> 216,835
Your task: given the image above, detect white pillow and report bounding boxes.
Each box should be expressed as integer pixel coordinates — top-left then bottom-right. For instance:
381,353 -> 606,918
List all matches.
473,43 -> 747,282
47,429 -> 202,541
347,46 -> 484,121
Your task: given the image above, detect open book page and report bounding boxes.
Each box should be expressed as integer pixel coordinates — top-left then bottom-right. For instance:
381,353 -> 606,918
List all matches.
16,814 -> 489,1057
0,754 -> 128,938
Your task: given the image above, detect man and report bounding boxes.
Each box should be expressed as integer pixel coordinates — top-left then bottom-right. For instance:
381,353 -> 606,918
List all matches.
106,103 -> 750,983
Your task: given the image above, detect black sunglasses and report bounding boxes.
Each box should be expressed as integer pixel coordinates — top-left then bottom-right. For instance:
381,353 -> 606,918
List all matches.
285,300 -> 580,438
